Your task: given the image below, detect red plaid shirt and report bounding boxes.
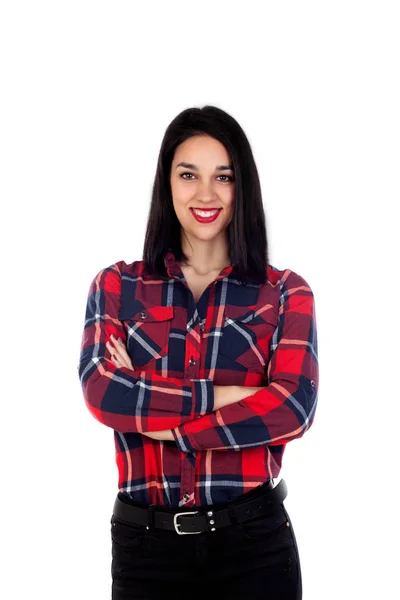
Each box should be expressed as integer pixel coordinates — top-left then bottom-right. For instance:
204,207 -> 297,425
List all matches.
78,249 -> 319,508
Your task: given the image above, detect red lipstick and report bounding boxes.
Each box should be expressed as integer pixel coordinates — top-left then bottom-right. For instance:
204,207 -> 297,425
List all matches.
190,208 -> 222,223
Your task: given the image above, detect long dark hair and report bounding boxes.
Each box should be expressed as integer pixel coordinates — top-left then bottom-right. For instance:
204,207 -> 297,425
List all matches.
142,105 -> 269,285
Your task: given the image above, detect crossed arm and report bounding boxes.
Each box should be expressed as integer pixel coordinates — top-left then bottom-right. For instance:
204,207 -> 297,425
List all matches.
79,264 -> 318,452
105,334 -> 260,441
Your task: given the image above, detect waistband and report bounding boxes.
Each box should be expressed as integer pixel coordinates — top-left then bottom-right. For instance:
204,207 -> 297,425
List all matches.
117,478 -> 275,513
112,479 -> 287,535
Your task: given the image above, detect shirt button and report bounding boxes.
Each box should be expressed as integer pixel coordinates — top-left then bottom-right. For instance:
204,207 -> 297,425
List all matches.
140,312 -> 147,320
189,357 -> 196,366
311,380 -> 315,387
183,494 -> 190,502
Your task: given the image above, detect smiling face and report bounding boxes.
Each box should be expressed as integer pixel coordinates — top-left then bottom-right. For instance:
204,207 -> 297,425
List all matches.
169,134 -> 235,244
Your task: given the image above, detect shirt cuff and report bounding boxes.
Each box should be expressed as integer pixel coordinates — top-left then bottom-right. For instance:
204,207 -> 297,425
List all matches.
172,421 -> 203,452
190,378 -> 214,418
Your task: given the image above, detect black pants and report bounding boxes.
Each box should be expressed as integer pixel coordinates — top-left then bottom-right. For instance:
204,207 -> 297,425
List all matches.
110,484 -> 302,599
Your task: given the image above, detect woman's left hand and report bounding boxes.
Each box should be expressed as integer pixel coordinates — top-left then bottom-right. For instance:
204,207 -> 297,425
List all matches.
106,334 -> 134,370
106,335 -> 174,441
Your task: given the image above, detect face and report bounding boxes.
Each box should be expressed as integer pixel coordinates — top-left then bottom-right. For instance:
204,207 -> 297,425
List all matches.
170,134 -> 235,244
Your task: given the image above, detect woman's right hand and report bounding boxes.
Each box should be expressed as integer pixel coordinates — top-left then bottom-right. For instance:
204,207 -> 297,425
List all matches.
106,334 -> 134,370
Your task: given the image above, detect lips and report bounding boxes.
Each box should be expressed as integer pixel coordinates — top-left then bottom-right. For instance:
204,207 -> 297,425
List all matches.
190,208 -> 222,223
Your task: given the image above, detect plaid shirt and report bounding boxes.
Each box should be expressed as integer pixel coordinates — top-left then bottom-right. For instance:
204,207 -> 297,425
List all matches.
78,248 -> 319,508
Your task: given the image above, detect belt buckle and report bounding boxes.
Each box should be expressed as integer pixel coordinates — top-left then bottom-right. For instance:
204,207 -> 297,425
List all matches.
173,511 -> 202,535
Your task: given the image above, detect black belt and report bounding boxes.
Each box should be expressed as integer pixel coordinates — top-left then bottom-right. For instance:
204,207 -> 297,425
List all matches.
112,478 -> 288,535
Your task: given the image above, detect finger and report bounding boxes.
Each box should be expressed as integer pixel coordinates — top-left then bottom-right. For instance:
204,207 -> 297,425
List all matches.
111,338 -> 134,370
107,338 -> 134,370
112,351 -> 127,369
106,340 -> 115,353
107,340 -> 122,359
113,336 -> 128,356
109,352 -> 119,366
106,340 -> 116,361
106,341 -> 127,368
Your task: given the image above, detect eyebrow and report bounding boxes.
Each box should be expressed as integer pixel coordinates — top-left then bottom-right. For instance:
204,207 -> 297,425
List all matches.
175,161 -> 234,171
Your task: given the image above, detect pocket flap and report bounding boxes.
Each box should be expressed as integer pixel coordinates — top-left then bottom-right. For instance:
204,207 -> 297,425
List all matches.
225,306 -> 278,326
120,305 -> 174,322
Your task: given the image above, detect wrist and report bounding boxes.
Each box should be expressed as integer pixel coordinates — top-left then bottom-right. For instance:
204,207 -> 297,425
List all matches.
213,385 -> 239,410
213,385 -> 264,410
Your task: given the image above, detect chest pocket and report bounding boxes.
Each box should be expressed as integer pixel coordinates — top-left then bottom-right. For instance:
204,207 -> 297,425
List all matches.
219,305 -> 278,369
120,305 -> 174,369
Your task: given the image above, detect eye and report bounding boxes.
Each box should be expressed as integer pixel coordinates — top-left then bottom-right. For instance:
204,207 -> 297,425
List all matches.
180,172 -> 234,182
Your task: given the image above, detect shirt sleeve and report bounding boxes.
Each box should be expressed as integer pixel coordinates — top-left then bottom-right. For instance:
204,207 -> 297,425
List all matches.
78,263 -> 214,433
171,269 -> 319,452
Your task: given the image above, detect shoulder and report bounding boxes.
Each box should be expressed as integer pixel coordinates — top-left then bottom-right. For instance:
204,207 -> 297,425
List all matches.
96,259 -> 147,280
267,263 -> 314,295
88,259 -> 144,292
113,259 -> 143,276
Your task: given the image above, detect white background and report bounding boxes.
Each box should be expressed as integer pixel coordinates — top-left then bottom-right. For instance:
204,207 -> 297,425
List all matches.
1,1 -> 399,598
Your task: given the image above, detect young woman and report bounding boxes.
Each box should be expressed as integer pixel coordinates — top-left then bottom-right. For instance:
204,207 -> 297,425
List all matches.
78,105 -> 319,599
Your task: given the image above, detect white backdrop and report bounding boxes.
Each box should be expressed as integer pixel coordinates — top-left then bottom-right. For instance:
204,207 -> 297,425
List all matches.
1,1 -> 399,598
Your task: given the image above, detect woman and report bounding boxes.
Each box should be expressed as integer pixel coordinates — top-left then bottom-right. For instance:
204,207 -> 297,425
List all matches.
78,105 -> 319,599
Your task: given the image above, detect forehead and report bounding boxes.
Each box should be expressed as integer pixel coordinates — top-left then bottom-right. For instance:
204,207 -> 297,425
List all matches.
173,135 -> 232,168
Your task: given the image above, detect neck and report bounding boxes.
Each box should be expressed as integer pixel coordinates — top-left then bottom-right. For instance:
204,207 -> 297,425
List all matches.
180,236 -> 231,275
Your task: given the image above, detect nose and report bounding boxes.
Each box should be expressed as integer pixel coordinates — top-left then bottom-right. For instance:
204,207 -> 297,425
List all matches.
195,180 -> 217,202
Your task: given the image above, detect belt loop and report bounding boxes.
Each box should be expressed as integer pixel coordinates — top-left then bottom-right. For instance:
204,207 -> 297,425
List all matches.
227,502 -> 239,525
147,505 -> 155,531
